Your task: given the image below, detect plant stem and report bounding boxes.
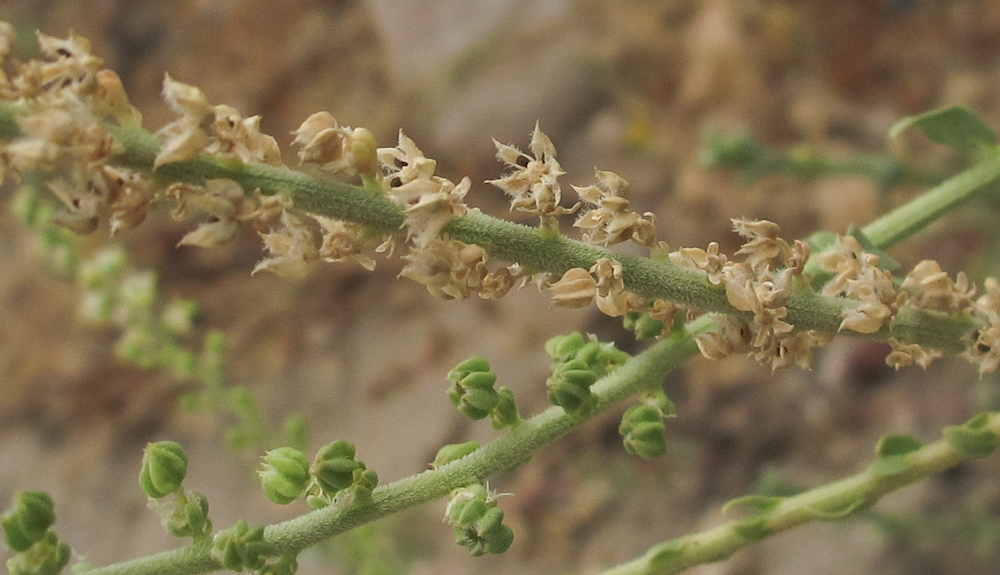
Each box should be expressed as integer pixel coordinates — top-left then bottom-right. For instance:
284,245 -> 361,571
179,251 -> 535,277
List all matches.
0,105 -> 987,352
861,148 -> 1000,248
84,319 -> 705,575
596,411 -> 1000,575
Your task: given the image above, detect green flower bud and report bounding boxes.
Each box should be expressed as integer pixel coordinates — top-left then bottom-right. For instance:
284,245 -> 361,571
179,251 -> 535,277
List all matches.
623,311 -> 665,339
484,525 -> 514,555
447,356 -> 492,382
2,491 -> 56,552
475,506 -> 505,537
620,405 -> 667,459
312,441 -> 361,497
544,332 -> 586,361
212,520 -> 268,572
348,468 -> 380,507
139,441 -> 188,499
164,490 -> 212,540
7,531 -> 70,575
490,387 -> 520,430
432,441 -> 480,468
259,447 -> 310,504
463,388 -> 499,412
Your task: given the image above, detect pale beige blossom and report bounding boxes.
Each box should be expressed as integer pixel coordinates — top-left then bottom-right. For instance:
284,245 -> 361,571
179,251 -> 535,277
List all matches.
293,112 -> 376,174
487,122 -> 575,219
548,267 -> 597,309
379,131 -> 468,248
573,170 -> 655,246
252,211 -> 319,277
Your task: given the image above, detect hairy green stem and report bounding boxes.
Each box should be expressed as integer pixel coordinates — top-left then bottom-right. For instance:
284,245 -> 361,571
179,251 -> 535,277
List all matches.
85,318 -> 705,575
597,411 -> 1000,575
861,148 -> 1000,248
102,119 -> 989,352
0,104 -> 988,353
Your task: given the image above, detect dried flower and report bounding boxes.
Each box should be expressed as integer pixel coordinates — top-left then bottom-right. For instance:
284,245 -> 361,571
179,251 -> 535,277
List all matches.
155,74 -> 213,167
592,257 -> 631,317
818,235 -> 900,334
669,242 -> 727,284
252,211 -> 319,277
314,216 -> 376,271
548,268 -> 597,309
965,277 -> 1000,374
210,105 -> 282,166
293,112 -> 376,174
172,180 -> 246,248
885,338 -> 940,370
901,260 -> 975,313
379,131 -> 468,248
487,122 -> 575,220
399,238 -> 489,299
573,170 -> 655,246
732,218 -> 790,272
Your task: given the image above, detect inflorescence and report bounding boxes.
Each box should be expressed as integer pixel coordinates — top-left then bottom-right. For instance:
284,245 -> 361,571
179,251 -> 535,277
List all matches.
1,24 -> 999,377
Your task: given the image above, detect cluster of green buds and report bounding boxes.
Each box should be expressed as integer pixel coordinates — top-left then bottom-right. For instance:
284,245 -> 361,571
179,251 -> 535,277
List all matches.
2,492 -> 70,575
619,390 -> 675,460
257,440 -> 378,509
210,519 -> 296,574
446,357 -> 519,429
444,484 -> 514,557
138,441 -> 212,541
544,332 -> 630,414
622,310 -> 666,340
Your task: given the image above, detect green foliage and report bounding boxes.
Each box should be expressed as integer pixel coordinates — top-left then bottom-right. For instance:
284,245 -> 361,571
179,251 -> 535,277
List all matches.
889,105 -> 998,150
944,413 -> 1000,458
432,441 -> 480,468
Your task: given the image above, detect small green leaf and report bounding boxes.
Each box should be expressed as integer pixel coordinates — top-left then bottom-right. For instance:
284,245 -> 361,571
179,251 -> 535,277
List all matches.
875,434 -> 923,458
722,495 -> 782,514
432,441 -> 480,468
944,424 -> 999,459
732,516 -> 770,541
648,540 -> 685,571
868,456 -> 910,477
889,105 -> 997,149
804,496 -> 868,520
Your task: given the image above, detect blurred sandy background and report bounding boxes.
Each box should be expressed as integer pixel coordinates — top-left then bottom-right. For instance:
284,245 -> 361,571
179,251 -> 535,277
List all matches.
2,1 -> 1000,574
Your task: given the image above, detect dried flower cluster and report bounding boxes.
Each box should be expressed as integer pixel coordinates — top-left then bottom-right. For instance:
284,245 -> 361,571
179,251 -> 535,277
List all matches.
6,25 -> 1000,376
572,170 -> 656,247
487,122 -> 575,226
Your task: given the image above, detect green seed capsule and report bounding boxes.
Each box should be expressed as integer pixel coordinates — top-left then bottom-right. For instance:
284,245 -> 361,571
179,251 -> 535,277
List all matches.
139,441 -> 188,499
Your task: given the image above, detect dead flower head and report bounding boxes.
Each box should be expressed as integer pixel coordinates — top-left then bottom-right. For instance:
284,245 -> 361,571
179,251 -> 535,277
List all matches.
573,170 -> 656,247
487,122 -> 576,219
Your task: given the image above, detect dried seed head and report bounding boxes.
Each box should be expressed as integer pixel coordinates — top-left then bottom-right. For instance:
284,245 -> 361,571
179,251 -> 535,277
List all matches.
548,268 -> 597,309
487,122 -> 575,223
252,211 -> 319,277
573,170 -> 655,247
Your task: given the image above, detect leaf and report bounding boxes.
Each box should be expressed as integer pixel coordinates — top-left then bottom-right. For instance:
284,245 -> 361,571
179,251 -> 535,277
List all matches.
944,416 -> 999,459
868,456 -> 910,478
722,495 -> 783,514
732,516 -> 770,541
889,106 -> 998,150
875,434 -> 923,458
